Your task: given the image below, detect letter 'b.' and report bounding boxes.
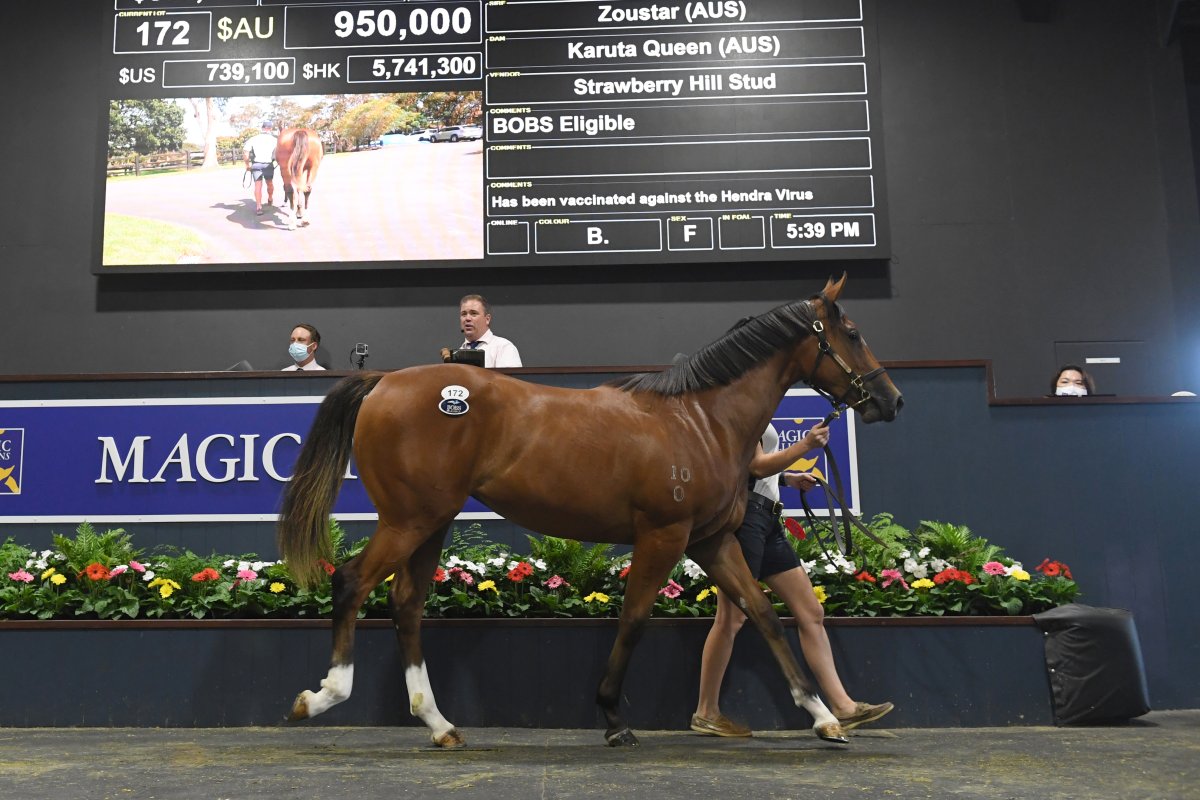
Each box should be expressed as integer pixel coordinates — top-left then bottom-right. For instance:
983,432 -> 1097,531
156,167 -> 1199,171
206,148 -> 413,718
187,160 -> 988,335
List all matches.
587,226 -> 604,245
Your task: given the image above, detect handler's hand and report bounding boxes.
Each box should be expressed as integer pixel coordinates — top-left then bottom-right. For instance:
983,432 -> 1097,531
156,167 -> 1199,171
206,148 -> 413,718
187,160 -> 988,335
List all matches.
440,347 -> 453,363
803,424 -> 831,450
783,471 -> 819,492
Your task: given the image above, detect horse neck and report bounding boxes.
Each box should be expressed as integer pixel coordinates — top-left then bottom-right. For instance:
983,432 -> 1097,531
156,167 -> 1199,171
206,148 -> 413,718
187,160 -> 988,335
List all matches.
702,342 -> 816,449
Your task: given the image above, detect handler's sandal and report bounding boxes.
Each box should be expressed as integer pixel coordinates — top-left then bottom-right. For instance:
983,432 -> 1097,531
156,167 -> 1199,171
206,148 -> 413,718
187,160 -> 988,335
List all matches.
835,701 -> 894,731
690,713 -> 752,738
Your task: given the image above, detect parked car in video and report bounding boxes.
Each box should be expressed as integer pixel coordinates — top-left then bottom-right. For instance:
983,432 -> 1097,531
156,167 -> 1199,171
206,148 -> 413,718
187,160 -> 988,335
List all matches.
430,125 -> 482,143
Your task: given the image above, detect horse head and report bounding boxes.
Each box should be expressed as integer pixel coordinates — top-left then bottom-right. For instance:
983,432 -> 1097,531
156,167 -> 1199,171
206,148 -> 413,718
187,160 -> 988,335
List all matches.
802,274 -> 903,424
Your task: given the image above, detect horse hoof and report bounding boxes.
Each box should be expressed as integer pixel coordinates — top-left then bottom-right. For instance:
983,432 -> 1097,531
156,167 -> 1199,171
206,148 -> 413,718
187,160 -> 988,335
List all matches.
433,728 -> 466,748
605,728 -> 639,747
287,691 -> 313,722
814,721 -> 849,744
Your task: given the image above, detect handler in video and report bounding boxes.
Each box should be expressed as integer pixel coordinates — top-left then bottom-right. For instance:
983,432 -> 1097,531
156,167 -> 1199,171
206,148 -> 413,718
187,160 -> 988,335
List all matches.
243,120 -> 277,216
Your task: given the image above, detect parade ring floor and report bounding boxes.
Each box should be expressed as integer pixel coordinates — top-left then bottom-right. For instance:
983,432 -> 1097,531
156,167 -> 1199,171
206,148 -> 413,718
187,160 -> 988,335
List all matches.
0,711 -> 1195,800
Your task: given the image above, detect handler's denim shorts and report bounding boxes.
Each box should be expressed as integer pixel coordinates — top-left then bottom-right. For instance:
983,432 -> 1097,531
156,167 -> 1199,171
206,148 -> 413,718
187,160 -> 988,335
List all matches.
735,499 -> 801,580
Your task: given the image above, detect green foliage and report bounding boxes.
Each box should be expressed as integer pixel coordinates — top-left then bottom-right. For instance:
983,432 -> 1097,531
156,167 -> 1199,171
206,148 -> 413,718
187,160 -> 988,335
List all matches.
1,517 -> 1080,621
108,99 -> 185,157
52,523 -> 141,573
916,520 -> 1004,573
526,535 -> 614,595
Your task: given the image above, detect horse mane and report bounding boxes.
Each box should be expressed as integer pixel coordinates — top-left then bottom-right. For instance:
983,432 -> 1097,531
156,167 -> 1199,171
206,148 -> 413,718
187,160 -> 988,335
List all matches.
609,297 -> 825,395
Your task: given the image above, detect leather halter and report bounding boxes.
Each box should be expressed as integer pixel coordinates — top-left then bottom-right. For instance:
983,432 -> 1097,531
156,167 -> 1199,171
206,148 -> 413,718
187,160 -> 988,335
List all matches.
799,298 -> 889,425
795,297 -> 889,557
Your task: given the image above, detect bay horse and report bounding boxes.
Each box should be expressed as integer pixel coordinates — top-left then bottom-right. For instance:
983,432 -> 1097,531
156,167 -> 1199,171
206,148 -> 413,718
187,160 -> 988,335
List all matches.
277,275 -> 902,747
275,127 -> 322,231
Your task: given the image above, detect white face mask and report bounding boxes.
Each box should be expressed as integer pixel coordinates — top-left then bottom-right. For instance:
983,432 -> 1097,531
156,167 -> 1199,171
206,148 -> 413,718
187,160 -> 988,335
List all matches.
288,342 -> 311,362
1055,385 -> 1087,397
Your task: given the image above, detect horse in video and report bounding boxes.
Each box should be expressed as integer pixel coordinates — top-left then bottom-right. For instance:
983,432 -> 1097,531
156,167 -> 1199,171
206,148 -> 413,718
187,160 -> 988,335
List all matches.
277,275 -> 902,748
276,127 -> 322,231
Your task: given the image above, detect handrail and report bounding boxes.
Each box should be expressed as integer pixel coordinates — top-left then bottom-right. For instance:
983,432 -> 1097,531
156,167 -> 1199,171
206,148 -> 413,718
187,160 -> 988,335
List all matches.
0,360 -> 1195,405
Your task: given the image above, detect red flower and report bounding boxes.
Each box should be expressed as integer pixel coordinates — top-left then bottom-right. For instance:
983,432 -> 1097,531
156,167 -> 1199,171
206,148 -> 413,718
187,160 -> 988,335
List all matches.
619,565 -> 631,580
191,567 -> 220,582
432,567 -> 447,583
318,559 -> 336,576
84,562 -> 111,581
507,566 -> 527,583
784,518 -> 806,539
933,568 -> 974,586
854,570 -> 877,583
1036,559 -> 1072,579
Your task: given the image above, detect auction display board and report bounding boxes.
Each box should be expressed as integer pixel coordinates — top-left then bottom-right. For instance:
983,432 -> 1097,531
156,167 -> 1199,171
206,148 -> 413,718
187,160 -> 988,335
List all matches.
99,0 -> 887,272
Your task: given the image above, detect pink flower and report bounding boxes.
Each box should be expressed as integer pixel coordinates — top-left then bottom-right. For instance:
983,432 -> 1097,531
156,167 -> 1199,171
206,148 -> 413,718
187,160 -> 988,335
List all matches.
460,572 -> 474,585
983,561 -> 1007,576
236,569 -> 258,581
128,560 -> 146,573
8,570 -> 34,583
109,565 -> 129,577
880,569 -> 909,590
544,575 -> 567,589
658,579 -> 683,599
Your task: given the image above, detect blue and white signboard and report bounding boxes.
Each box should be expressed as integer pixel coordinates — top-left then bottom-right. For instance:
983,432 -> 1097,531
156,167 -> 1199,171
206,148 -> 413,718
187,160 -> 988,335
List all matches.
0,391 -> 856,522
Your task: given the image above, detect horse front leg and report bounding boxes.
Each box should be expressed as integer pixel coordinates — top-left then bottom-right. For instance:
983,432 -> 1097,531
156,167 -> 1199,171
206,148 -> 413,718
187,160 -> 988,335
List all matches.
390,526 -> 464,748
686,532 -> 847,743
287,523 -> 400,722
597,525 -> 690,746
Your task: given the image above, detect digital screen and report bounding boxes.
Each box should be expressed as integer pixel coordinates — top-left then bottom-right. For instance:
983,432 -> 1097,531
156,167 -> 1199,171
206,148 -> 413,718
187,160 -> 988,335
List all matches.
99,0 -> 888,272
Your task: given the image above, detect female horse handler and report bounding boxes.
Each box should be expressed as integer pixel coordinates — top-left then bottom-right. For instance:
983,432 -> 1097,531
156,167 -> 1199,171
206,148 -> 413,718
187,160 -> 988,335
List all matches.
692,418 -> 894,738
243,120 -> 277,216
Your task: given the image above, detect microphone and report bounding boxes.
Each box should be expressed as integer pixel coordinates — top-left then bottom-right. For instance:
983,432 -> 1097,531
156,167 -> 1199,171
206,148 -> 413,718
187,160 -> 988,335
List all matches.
351,343 -> 369,370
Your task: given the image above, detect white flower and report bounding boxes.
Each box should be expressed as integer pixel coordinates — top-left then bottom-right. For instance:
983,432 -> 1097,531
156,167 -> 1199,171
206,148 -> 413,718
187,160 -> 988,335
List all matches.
609,559 -> 631,575
142,570 -> 156,582
465,560 -> 487,576
489,557 -> 507,568
238,561 -> 252,572
26,558 -> 48,571
445,555 -> 464,568
531,558 -> 547,571
824,563 -> 838,574
918,547 -> 931,558
1004,560 -> 1023,577
898,549 -> 911,559
252,561 -> 269,571
222,559 -> 236,568
682,559 -> 706,580
930,558 -> 950,573
800,559 -> 816,575
904,558 -> 929,579
40,550 -> 55,559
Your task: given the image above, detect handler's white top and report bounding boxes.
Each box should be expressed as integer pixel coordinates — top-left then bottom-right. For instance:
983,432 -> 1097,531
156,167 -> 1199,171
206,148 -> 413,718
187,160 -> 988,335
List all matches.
459,329 -> 522,368
282,361 -> 325,371
751,424 -> 782,503
243,133 -> 276,163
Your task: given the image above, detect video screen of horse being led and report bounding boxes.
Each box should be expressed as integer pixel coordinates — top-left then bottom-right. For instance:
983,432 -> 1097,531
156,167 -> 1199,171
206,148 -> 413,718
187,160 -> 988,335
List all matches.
97,0 -> 888,273
102,93 -> 484,267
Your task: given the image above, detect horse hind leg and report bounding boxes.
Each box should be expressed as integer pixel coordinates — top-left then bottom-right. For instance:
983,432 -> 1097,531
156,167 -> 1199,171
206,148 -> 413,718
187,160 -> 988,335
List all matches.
287,521 -> 409,722
390,526 -> 463,747
300,188 -> 313,226
283,184 -> 298,231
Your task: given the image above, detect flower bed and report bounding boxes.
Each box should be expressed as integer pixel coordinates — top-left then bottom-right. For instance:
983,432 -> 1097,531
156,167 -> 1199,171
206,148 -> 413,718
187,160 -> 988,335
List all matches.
1,515 -> 1079,621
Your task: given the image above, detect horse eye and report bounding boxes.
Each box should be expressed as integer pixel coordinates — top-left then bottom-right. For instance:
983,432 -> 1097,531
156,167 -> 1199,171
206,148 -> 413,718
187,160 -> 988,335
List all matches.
847,328 -> 860,341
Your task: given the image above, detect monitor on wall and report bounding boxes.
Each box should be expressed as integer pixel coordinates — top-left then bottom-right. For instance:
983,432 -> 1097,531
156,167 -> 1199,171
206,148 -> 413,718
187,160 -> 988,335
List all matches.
97,0 -> 889,273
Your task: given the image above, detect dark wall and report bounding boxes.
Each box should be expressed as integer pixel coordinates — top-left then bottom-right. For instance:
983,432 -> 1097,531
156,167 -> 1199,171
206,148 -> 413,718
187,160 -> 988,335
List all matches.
1,1 -> 1198,396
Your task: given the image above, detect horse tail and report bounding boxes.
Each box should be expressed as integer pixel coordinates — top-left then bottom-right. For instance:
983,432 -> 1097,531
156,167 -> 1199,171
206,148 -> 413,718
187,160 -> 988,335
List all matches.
277,371 -> 385,588
289,129 -> 310,191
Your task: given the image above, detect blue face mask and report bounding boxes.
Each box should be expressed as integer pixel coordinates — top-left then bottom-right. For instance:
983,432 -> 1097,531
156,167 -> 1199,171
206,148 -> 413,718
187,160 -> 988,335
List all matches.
289,342 -> 311,362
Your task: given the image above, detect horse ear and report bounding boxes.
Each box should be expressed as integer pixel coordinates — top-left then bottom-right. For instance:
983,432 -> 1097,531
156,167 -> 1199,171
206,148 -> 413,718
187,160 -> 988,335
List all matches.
822,273 -> 847,304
